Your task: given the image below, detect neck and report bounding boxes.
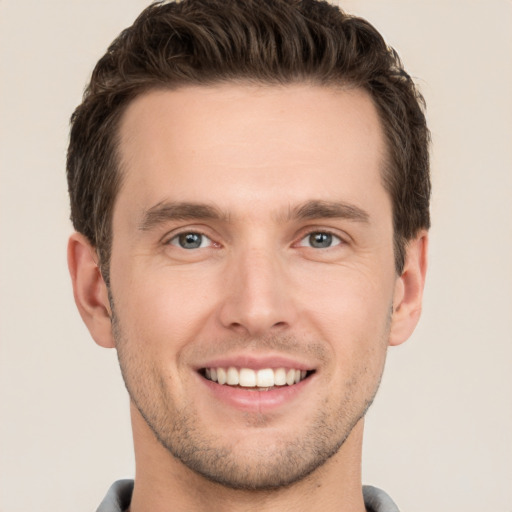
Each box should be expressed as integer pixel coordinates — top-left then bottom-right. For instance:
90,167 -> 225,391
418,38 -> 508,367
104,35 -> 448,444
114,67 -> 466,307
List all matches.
128,404 -> 367,512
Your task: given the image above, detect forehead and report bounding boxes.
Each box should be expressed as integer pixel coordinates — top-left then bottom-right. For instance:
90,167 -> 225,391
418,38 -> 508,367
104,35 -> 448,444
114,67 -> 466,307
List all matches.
115,83 -> 388,222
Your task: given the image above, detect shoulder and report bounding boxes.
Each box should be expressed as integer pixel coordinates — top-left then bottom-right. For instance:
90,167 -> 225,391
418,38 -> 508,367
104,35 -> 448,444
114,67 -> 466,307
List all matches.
96,479 -> 134,512
363,485 -> 400,512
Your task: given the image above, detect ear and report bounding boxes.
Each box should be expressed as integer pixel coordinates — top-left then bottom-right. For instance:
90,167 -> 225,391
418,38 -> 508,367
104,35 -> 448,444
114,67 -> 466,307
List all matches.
67,232 -> 115,348
389,231 -> 428,346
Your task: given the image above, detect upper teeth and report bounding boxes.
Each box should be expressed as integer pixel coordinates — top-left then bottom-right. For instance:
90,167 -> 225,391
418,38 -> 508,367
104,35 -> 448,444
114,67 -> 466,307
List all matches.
205,367 -> 308,387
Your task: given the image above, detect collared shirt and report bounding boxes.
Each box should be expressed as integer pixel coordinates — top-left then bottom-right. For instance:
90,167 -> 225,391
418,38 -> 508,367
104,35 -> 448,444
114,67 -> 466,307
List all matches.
96,479 -> 400,511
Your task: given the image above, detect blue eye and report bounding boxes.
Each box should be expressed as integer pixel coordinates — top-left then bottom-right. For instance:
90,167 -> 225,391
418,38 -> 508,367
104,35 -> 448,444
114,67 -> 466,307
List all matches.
299,232 -> 342,249
169,232 -> 211,249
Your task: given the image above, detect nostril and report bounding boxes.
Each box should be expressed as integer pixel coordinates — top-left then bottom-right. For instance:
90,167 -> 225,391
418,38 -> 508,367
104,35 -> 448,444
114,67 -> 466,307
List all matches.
228,322 -> 246,333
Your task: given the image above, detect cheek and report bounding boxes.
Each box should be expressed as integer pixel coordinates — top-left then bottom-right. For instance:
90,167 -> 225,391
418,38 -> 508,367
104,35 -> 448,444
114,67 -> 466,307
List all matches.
293,265 -> 393,385
295,264 -> 394,336
111,265 -> 218,356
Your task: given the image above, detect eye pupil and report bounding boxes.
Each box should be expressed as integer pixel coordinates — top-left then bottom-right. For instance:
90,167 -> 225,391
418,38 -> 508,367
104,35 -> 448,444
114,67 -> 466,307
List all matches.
309,232 -> 332,248
179,233 -> 202,249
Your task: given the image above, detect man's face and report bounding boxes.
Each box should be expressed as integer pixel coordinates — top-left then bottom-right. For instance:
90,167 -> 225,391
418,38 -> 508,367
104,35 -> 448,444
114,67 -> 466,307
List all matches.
109,84 -> 399,489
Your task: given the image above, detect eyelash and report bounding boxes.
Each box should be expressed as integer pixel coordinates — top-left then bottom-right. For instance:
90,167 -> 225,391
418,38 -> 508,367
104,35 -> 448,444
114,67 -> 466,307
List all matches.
296,230 -> 344,249
167,231 -> 216,249
165,229 -> 345,250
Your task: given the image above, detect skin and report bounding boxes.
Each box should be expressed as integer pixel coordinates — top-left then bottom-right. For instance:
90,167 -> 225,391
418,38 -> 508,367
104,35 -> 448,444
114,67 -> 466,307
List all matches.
68,84 -> 428,512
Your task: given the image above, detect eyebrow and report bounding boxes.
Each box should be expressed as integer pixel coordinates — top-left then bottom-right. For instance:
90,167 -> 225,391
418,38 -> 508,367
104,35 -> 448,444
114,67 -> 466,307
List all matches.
138,199 -> 369,231
138,201 -> 229,231
286,200 -> 370,223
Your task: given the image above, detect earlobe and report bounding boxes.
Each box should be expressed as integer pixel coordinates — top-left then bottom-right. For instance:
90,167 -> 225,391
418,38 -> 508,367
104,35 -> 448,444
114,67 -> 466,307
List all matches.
389,232 -> 428,346
67,232 -> 115,348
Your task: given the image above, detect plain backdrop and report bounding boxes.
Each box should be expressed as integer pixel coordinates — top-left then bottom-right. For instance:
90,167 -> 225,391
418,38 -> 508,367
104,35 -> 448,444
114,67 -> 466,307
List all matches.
1,1 -> 511,511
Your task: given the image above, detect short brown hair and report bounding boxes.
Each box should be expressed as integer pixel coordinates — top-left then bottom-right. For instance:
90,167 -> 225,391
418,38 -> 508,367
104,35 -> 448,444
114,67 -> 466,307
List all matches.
67,0 -> 430,282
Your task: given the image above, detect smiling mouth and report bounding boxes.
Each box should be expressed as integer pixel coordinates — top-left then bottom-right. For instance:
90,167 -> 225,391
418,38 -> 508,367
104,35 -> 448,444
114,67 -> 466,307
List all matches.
200,367 -> 315,390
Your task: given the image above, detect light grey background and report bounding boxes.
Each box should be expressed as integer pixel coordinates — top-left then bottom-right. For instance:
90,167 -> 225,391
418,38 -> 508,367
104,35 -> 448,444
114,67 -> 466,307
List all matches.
1,1 -> 511,511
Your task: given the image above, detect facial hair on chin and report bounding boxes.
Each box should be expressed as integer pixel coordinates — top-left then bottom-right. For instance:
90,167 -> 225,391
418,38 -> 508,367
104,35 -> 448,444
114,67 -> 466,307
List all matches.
110,300 -> 389,491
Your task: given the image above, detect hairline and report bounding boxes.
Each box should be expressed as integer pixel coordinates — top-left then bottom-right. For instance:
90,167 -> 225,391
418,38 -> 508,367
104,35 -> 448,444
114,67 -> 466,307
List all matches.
98,78 -> 403,282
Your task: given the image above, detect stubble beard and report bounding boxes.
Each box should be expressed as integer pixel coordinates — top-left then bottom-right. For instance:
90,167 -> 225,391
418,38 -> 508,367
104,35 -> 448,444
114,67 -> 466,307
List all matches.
111,308 -> 388,491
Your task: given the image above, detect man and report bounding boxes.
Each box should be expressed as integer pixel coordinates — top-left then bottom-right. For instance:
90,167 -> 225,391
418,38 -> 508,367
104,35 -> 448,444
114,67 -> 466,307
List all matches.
66,0 -> 430,510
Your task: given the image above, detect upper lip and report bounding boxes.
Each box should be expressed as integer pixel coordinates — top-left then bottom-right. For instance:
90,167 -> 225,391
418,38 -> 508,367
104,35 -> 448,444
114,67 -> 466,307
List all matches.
194,353 -> 315,372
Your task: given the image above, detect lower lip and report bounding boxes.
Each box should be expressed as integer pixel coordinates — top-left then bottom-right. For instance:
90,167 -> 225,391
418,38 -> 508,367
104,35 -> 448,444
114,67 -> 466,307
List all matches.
199,374 -> 314,412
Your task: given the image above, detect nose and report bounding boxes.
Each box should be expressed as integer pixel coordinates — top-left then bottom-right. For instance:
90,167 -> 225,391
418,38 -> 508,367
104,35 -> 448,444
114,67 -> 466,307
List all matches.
218,246 -> 297,337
